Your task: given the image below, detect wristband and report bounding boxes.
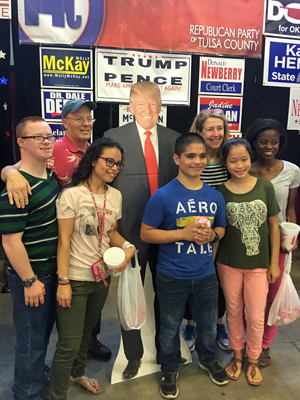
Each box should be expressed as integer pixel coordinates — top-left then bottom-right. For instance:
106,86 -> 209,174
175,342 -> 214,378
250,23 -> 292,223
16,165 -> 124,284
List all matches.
122,241 -> 135,250
58,276 -> 69,282
58,281 -> 70,285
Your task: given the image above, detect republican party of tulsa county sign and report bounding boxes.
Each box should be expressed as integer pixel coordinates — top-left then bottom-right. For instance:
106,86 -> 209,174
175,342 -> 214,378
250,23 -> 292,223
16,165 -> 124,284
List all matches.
18,0 -> 264,57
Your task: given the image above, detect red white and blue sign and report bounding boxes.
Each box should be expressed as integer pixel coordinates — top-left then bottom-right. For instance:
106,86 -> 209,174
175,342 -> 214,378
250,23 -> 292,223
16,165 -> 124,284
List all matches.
263,37 -> 300,87
264,0 -> 300,39
40,47 -> 93,89
199,56 -> 245,96
198,96 -> 243,132
18,0 -> 104,45
48,122 -> 65,139
41,89 -> 93,121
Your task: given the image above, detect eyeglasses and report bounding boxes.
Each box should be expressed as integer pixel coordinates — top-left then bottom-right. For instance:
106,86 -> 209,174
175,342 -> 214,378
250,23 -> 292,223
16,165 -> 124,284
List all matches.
65,117 -> 96,124
21,135 -> 56,143
98,157 -> 124,170
201,109 -> 224,115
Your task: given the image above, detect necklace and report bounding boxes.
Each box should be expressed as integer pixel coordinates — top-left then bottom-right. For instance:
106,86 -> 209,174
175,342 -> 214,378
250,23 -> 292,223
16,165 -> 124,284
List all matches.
86,181 -> 107,257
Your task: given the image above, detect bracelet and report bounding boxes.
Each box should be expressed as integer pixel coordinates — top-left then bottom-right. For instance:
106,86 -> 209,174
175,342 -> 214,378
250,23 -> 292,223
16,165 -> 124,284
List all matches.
122,241 -> 135,250
58,281 -> 70,285
58,276 -> 69,282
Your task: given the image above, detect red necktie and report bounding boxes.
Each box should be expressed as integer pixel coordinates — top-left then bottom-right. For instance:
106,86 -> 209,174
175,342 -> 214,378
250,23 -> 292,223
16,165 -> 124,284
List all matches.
144,131 -> 158,195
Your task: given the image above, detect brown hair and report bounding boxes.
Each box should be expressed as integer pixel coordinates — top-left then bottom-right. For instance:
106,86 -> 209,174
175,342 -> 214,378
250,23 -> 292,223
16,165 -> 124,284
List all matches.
129,81 -> 161,105
190,112 -> 230,160
16,116 -> 46,139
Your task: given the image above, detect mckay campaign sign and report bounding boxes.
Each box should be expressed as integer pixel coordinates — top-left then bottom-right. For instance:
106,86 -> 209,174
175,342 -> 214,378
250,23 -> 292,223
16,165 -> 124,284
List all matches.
96,49 -> 191,105
40,47 -> 92,89
41,89 -> 93,121
198,96 -> 243,132
199,56 -> 245,96
263,37 -> 300,87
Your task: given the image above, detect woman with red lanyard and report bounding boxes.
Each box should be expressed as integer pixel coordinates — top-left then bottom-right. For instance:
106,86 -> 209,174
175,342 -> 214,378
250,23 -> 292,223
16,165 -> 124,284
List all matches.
50,137 -> 136,399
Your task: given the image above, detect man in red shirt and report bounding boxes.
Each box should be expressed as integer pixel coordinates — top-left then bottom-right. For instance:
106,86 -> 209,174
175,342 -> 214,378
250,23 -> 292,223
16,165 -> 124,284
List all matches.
1,99 -> 111,362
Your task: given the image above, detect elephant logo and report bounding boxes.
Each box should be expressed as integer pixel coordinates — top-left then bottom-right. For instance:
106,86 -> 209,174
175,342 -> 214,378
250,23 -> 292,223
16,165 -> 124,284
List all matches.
226,200 -> 267,256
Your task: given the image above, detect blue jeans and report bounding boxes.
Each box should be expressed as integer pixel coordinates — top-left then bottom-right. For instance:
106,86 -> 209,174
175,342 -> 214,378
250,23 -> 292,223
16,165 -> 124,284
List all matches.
7,267 -> 57,400
157,271 -> 218,375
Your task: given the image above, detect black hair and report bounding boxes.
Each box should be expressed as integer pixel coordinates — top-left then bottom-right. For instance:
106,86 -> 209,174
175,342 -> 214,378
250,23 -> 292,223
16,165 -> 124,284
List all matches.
67,137 -> 123,188
223,138 -> 252,163
175,132 -> 207,157
245,118 -> 287,153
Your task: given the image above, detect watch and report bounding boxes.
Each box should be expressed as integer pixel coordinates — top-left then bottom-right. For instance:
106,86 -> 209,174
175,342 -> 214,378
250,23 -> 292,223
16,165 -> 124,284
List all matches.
22,274 -> 38,288
211,230 -> 219,244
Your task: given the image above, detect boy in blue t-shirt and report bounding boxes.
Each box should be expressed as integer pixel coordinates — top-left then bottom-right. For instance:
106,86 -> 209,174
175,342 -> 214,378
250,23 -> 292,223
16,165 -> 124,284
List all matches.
141,132 -> 228,399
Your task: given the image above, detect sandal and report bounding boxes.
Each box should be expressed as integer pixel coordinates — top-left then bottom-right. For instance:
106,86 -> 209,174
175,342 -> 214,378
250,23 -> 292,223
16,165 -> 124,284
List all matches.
247,362 -> 262,386
258,347 -> 270,368
70,375 -> 102,394
226,357 -> 243,380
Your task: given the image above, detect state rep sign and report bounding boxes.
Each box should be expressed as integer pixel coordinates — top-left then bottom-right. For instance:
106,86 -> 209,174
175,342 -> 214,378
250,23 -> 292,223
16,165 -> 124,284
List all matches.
96,49 -> 191,105
263,37 -> 300,87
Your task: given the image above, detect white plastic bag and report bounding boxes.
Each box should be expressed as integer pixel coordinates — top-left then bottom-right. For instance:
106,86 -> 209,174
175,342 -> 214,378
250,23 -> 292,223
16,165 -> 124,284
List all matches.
117,251 -> 146,331
268,252 -> 300,326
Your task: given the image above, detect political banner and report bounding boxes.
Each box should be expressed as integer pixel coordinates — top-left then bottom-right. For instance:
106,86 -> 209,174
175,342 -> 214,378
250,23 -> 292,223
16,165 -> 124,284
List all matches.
263,37 -> 300,87
198,96 -> 243,132
199,56 -> 245,96
40,47 -> 93,89
264,0 -> 300,39
48,123 -> 65,139
0,0 -> 11,19
119,105 -> 167,127
96,49 -> 191,105
18,0 -> 264,57
287,87 -> 300,129
41,89 -> 93,121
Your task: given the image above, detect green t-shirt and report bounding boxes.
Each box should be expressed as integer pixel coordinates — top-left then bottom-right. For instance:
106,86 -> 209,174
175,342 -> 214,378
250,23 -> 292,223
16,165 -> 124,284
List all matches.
216,177 -> 280,270
0,169 -> 59,273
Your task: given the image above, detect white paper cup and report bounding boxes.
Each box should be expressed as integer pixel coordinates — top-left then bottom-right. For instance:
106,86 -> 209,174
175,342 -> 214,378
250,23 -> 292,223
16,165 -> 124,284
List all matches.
103,247 -> 125,277
280,222 -> 300,252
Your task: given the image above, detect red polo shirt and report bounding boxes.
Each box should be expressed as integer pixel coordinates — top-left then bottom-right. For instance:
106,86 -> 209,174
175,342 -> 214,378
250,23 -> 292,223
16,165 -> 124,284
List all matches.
47,135 -> 89,187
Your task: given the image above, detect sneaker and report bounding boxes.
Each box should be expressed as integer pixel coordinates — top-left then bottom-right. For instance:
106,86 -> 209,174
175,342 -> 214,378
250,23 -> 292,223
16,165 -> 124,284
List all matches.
198,361 -> 229,385
182,324 -> 196,352
88,339 -> 112,361
216,324 -> 231,351
160,373 -> 179,399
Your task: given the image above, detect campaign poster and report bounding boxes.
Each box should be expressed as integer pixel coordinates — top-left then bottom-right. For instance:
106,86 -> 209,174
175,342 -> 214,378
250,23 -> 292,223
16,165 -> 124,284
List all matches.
41,89 -> 93,122
287,87 -> 300,129
96,49 -> 191,105
48,122 -> 65,139
18,0 -> 264,57
263,37 -> 300,87
119,105 -> 167,127
40,47 -> 93,89
198,96 -> 243,132
199,56 -> 245,96
264,0 -> 300,39
0,0 -> 11,19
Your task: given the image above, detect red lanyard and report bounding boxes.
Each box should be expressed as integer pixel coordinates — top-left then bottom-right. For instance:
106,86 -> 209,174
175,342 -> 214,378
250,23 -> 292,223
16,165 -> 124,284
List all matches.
86,181 -> 107,257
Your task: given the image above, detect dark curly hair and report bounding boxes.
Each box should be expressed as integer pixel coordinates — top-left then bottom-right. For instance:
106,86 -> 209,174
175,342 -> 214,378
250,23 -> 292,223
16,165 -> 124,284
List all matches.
245,118 -> 287,153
